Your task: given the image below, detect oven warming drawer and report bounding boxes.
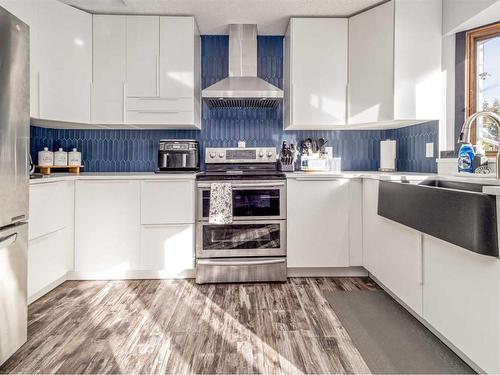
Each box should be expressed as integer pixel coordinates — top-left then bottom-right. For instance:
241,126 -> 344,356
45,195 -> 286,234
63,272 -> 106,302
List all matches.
196,257 -> 287,284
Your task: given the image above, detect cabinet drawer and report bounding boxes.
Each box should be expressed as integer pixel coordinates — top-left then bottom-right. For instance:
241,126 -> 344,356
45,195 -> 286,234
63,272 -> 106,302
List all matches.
141,180 -> 195,224
127,97 -> 193,111
140,224 -> 194,273
127,110 -> 194,125
29,181 -> 73,240
28,228 -> 69,299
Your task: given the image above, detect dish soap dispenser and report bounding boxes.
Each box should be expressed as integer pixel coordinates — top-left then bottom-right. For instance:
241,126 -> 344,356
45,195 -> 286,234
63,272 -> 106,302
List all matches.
458,143 -> 475,173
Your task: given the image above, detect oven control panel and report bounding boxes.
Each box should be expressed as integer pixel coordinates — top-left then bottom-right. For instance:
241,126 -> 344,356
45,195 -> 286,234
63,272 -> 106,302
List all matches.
205,147 -> 276,163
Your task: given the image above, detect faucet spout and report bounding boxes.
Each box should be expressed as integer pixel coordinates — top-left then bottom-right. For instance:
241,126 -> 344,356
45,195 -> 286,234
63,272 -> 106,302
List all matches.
459,111 -> 500,179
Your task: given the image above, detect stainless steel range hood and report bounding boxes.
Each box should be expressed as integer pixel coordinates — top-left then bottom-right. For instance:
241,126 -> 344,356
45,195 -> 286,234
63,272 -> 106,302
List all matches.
202,24 -> 283,109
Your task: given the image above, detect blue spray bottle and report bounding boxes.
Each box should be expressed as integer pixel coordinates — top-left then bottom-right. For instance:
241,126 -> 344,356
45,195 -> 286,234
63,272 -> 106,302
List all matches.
458,143 -> 475,173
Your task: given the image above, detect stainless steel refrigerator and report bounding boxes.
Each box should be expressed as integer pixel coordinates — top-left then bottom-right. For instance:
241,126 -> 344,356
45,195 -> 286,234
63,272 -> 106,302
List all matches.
0,6 -> 29,367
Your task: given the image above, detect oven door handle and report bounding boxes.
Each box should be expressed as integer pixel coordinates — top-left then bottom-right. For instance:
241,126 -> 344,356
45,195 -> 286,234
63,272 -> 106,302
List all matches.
197,258 -> 286,266
197,182 -> 286,188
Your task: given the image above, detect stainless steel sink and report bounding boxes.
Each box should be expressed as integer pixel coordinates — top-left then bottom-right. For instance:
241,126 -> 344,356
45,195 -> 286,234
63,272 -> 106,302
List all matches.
378,179 -> 498,257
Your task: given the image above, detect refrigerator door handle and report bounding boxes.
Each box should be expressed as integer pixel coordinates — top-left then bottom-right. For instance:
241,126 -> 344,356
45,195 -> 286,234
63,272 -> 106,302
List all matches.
0,233 -> 17,249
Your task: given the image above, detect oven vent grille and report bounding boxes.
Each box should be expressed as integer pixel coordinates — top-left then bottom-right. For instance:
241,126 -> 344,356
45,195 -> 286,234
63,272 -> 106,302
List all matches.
205,98 -> 281,109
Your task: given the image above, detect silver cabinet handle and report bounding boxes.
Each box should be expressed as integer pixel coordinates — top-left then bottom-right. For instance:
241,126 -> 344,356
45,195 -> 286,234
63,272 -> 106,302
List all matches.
156,54 -> 160,97
197,258 -> 285,267
136,110 -> 182,114
0,233 -> 17,249
136,97 -> 191,101
295,177 -> 341,181
123,83 -> 127,124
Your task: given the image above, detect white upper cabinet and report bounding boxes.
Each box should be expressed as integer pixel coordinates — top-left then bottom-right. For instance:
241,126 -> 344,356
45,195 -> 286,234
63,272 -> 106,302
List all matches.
159,17 -> 196,99
284,18 -> 348,130
92,15 -> 126,124
126,16 -> 160,98
393,0 -> 442,121
348,1 -> 395,124
348,0 -> 442,125
37,0 -> 92,124
125,16 -> 201,128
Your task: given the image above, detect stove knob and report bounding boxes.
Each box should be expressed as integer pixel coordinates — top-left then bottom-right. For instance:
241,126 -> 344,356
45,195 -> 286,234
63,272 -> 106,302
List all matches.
267,151 -> 274,158
258,151 -> 264,158
218,152 -> 224,158
209,152 -> 216,159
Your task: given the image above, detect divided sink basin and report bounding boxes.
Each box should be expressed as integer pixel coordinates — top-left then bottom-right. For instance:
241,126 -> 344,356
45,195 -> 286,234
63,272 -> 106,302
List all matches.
378,179 -> 498,257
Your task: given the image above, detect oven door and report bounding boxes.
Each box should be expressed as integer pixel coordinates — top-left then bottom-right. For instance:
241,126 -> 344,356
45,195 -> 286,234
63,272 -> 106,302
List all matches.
196,220 -> 286,258
197,181 -> 286,221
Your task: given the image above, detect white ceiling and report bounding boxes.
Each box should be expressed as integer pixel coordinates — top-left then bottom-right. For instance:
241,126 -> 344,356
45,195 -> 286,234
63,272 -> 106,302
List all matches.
59,0 -> 386,35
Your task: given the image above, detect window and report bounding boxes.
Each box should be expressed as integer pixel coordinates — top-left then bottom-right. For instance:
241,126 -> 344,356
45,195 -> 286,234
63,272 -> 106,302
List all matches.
466,22 -> 500,154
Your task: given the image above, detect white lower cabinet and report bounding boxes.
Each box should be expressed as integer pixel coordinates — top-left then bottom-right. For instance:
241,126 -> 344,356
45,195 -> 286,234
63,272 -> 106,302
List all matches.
423,234 -> 500,374
28,181 -> 74,302
74,178 -> 195,279
140,224 -> 194,276
75,180 -> 141,277
287,178 -> 351,268
28,229 -> 70,301
140,180 -> 195,224
362,178 -> 423,315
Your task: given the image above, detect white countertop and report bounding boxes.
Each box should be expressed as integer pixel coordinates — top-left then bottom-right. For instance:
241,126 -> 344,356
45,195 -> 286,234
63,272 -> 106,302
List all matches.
285,171 -> 436,181
30,170 -> 500,194
29,172 -> 197,184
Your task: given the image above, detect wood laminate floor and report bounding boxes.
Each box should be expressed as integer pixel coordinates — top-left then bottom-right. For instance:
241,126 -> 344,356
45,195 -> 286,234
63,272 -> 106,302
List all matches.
0,278 -> 379,374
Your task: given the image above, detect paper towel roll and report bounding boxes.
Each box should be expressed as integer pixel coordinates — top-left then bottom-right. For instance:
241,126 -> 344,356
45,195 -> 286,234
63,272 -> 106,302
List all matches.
380,140 -> 396,171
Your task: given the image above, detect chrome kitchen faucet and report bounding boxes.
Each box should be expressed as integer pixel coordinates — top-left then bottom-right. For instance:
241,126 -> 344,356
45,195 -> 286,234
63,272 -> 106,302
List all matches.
458,111 -> 500,179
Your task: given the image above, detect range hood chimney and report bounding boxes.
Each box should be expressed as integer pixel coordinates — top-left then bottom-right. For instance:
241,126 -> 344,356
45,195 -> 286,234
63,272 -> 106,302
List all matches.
202,24 -> 283,109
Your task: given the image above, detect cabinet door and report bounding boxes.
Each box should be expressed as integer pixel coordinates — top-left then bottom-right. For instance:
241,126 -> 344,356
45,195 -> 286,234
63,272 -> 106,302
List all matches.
287,178 -> 349,267
348,1 -> 394,124
141,180 -> 195,224
75,180 -> 140,277
93,15 -> 126,124
38,0 -> 92,123
29,181 -> 74,240
423,235 -> 500,374
0,0 -> 40,118
159,17 -> 194,99
289,18 -> 348,127
393,0 -> 442,120
362,179 -> 423,315
126,16 -> 159,98
28,228 -> 69,300
140,224 -> 194,275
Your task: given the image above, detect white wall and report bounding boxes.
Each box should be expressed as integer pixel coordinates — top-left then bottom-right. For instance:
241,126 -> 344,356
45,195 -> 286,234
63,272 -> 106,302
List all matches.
442,0 -> 500,151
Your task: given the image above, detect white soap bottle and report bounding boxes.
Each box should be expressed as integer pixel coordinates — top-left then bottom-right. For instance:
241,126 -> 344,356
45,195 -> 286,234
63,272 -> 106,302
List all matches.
68,148 -> 82,166
54,148 -> 68,166
38,147 -> 53,167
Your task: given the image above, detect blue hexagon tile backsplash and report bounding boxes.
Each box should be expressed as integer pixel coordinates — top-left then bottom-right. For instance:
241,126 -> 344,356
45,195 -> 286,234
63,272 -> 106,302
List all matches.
30,35 -> 438,173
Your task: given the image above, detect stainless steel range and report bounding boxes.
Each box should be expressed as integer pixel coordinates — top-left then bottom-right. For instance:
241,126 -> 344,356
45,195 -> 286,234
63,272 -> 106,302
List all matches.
195,147 -> 287,284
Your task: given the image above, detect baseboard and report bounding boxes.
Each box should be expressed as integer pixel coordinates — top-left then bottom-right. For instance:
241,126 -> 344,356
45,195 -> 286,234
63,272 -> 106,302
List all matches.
287,266 -> 368,277
67,269 -> 195,280
369,273 -> 484,374
28,274 -> 68,304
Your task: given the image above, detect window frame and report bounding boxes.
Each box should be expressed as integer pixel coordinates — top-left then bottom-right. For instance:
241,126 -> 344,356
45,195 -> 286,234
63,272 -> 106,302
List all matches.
466,22 -> 500,155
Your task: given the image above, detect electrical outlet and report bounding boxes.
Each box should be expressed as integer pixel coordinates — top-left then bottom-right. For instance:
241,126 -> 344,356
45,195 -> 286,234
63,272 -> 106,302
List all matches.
426,143 -> 434,158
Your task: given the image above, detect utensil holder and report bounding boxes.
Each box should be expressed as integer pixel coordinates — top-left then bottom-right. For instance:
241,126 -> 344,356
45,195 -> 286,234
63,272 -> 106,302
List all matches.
278,162 -> 295,172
